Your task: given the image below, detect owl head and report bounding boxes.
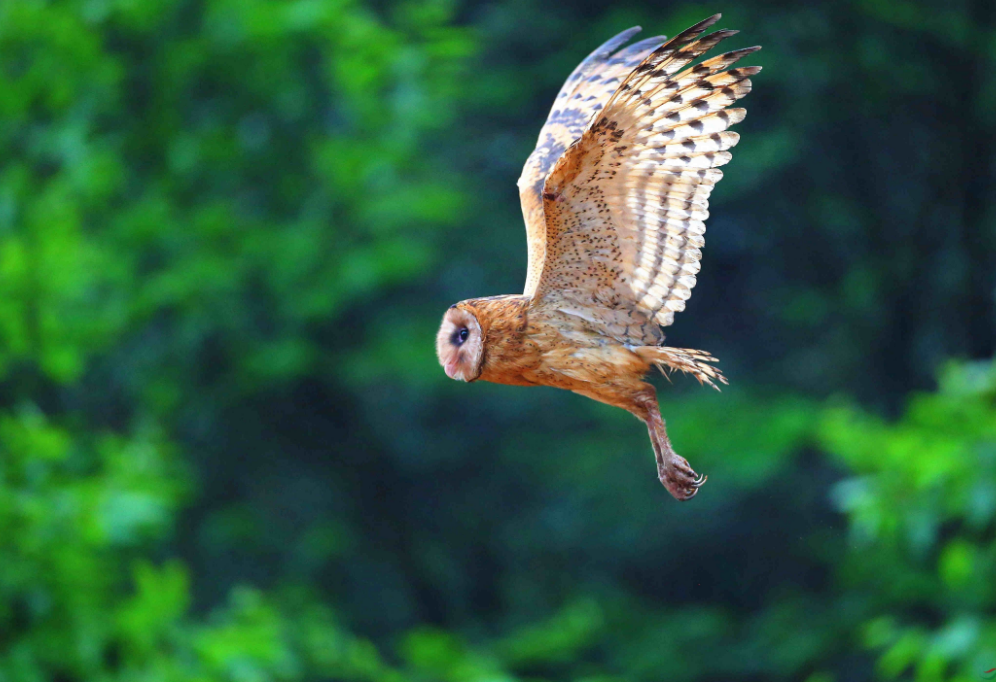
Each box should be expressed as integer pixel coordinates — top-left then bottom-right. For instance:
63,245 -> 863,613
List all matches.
436,303 -> 484,382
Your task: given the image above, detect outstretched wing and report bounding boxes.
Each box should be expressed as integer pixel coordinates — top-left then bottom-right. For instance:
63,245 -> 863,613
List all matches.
531,15 -> 759,344
518,27 -> 667,296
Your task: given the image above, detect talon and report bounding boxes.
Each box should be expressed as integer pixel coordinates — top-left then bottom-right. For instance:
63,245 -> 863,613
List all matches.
658,461 -> 707,500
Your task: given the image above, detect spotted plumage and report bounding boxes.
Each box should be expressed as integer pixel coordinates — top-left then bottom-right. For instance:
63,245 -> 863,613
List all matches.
437,14 -> 759,501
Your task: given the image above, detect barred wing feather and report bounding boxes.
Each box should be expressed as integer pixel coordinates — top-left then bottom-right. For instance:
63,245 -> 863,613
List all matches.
518,27 -> 667,297
531,15 -> 759,342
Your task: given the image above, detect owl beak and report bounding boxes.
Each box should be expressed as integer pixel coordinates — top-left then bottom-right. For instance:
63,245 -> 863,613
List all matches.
444,360 -> 460,380
444,357 -> 465,381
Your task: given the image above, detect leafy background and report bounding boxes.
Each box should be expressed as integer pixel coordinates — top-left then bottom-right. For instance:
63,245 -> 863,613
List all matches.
1,0 -> 995,680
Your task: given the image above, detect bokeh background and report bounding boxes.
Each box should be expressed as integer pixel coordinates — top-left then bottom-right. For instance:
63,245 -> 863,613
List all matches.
2,0 -> 995,680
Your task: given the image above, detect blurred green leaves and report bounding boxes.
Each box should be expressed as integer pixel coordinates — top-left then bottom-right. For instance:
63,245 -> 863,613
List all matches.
0,0 -> 474,391
821,360 -> 996,682
0,0 -> 478,679
0,409 -> 183,679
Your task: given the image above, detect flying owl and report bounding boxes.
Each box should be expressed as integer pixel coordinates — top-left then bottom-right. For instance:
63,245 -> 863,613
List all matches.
436,14 -> 759,501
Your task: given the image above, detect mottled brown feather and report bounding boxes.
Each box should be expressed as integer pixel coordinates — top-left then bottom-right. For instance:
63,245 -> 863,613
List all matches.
527,18 -> 760,351
518,27 -> 667,296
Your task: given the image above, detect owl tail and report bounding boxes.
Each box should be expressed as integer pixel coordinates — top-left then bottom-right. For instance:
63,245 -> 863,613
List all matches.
634,346 -> 728,391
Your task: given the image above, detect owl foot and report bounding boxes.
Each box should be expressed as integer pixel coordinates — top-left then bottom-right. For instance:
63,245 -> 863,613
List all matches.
637,387 -> 707,501
658,452 -> 707,501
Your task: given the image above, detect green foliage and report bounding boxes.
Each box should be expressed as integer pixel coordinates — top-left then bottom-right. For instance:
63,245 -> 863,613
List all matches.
821,361 -> 996,681
0,0 -> 476,679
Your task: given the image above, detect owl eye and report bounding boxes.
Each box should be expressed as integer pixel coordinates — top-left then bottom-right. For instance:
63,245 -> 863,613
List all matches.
452,327 -> 469,346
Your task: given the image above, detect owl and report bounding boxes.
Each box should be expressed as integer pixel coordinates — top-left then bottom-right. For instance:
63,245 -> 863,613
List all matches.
436,15 -> 759,501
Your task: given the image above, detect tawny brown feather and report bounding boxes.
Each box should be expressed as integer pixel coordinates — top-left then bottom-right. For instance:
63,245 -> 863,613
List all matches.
437,14 -> 758,501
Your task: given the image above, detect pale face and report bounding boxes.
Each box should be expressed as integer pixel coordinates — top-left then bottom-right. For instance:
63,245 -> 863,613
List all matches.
435,306 -> 484,382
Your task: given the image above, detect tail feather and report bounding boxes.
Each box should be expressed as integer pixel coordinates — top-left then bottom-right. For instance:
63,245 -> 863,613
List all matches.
634,346 -> 728,390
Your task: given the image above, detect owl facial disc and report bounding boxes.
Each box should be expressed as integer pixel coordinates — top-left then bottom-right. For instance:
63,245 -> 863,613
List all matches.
435,306 -> 484,382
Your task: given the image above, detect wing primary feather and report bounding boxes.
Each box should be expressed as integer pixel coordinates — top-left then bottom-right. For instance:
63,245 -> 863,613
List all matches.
633,34 -> 745,102
623,14 -> 723,79
621,30 -> 741,106
526,15 -> 760,344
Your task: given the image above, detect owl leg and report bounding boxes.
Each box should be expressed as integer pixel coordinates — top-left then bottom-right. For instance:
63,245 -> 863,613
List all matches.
571,383 -> 705,500
636,388 -> 706,501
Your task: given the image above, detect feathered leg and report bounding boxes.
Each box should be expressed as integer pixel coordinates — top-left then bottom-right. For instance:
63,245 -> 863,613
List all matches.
635,387 -> 706,501
576,382 -> 706,501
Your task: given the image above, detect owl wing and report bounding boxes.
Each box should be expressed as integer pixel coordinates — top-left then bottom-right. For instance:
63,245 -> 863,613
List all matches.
529,15 -> 759,344
518,27 -> 668,297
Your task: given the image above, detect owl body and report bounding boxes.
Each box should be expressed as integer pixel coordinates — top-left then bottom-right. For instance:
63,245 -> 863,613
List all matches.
449,297 -> 692,409
436,15 -> 759,500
